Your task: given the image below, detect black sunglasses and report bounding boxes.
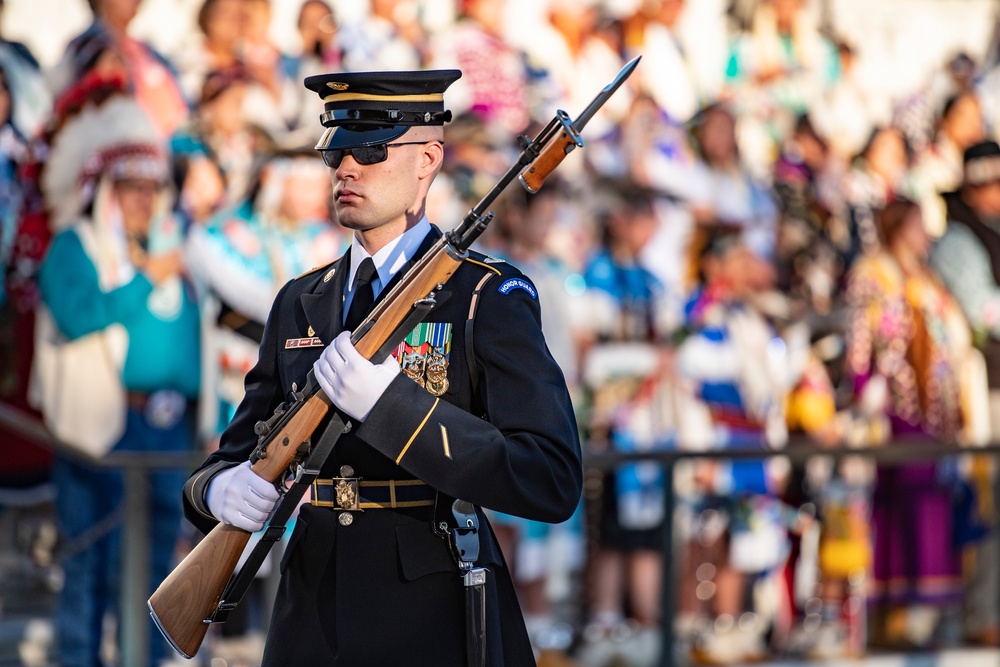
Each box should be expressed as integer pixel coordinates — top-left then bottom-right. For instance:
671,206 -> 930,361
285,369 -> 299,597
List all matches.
320,141 -> 439,169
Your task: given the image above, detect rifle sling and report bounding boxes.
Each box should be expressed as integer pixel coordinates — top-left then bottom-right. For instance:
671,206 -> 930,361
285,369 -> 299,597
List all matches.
210,298 -> 437,623
211,409 -> 347,623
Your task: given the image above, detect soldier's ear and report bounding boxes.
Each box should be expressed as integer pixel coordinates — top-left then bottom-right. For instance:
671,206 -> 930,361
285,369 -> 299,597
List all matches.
416,140 -> 444,179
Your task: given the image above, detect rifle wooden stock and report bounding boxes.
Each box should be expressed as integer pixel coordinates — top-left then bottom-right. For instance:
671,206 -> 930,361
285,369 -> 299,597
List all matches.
148,391 -> 333,657
149,524 -> 250,658
148,242 -> 465,658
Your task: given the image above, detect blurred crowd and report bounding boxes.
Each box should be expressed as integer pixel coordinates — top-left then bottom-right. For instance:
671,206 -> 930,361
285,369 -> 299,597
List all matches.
1,0 -> 1000,665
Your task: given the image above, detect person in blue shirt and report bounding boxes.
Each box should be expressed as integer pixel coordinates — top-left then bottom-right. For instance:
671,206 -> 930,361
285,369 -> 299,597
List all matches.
577,184 -> 672,661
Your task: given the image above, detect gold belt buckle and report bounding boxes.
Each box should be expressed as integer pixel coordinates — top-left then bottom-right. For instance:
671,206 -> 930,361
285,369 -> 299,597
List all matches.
333,476 -> 360,510
316,465 -> 363,512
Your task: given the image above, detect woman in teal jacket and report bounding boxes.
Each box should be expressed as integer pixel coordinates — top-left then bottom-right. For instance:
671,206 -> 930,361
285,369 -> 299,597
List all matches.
36,95 -> 199,667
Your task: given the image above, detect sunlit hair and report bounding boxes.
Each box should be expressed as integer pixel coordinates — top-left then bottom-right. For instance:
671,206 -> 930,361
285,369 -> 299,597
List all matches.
875,197 -> 919,246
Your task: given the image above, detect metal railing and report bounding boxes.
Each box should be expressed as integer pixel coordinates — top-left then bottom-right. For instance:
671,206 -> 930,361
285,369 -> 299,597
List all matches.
585,439 -> 1000,667
0,402 -> 204,666
3,399 -> 999,666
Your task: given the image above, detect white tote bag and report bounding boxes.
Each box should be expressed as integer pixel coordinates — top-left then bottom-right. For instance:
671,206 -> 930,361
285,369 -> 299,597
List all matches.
28,222 -> 130,457
29,306 -> 128,458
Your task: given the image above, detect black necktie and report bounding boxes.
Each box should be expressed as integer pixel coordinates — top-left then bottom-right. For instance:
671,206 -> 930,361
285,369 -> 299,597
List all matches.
344,257 -> 377,331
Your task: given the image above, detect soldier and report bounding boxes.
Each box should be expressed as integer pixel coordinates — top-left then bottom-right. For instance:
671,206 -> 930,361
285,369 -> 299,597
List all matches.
181,69 -> 582,665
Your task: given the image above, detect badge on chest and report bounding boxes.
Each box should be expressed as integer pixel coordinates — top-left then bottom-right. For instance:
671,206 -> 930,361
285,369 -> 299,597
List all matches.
390,322 -> 452,396
285,326 -> 324,349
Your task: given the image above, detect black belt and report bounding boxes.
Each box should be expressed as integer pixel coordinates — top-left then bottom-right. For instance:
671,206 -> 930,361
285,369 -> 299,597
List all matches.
311,475 -> 435,510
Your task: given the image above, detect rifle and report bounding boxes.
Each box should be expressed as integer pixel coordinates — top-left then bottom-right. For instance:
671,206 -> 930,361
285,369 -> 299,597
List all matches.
148,56 -> 640,659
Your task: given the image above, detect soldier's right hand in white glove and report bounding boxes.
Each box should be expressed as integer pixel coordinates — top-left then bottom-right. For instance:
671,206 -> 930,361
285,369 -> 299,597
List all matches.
313,331 -> 400,421
206,461 -> 280,532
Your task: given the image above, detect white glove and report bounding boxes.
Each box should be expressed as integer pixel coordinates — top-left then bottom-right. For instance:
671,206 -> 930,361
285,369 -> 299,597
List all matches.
206,461 -> 280,532
313,330 -> 400,421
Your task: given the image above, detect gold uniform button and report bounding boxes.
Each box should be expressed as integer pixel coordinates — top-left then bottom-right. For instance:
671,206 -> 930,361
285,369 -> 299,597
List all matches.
339,512 -> 353,526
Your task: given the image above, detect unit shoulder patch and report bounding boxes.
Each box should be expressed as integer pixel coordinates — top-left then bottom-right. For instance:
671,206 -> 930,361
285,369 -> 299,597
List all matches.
497,277 -> 537,299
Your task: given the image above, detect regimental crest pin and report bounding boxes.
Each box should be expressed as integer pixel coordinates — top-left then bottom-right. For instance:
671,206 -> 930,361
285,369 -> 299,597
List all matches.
391,322 -> 452,396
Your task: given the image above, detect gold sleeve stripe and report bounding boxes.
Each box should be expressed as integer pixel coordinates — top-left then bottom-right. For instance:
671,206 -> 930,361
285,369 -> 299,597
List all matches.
440,424 -> 451,459
465,258 -> 502,276
323,92 -> 445,103
396,398 -> 440,464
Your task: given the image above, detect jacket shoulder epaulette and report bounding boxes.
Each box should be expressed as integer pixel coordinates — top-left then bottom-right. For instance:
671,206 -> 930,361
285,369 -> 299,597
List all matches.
294,264 -> 328,280
463,250 -> 519,278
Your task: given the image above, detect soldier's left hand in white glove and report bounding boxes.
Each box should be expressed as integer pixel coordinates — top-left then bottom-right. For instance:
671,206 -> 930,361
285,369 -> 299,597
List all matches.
313,331 -> 400,421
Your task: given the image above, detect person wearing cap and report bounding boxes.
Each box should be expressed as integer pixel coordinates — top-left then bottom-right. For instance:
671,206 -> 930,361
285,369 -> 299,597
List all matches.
930,138 -> 1000,646
181,70 -> 582,665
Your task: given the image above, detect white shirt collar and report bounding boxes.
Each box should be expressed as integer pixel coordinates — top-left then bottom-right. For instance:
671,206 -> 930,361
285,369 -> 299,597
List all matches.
346,217 -> 432,296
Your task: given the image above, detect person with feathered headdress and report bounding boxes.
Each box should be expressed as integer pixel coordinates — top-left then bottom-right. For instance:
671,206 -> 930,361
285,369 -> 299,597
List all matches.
33,94 -> 200,667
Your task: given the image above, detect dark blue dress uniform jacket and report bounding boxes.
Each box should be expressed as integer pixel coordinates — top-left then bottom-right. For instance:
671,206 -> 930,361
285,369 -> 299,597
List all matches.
182,226 -> 582,666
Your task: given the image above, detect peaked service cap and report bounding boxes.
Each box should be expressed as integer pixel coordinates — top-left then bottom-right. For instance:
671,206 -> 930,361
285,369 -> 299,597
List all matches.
303,69 -> 462,151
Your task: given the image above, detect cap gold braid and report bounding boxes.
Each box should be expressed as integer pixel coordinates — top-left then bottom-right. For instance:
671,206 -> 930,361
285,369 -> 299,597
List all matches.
323,91 -> 445,104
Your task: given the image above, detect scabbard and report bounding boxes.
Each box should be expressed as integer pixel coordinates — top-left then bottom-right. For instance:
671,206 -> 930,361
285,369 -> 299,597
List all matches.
463,567 -> 488,667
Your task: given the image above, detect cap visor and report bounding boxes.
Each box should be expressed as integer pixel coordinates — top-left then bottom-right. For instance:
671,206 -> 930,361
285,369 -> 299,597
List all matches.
314,125 -> 410,151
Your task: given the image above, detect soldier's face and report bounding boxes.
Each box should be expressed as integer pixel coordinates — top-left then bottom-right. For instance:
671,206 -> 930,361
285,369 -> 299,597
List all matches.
330,129 -> 443,238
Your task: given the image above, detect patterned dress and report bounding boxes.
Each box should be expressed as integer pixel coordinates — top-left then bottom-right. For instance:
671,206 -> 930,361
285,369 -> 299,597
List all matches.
676,285 -> 797,574
846,253 -> 966,605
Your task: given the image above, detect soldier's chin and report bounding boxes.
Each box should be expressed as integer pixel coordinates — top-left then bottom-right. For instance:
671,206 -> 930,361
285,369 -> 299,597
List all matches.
333,213 -> 371,231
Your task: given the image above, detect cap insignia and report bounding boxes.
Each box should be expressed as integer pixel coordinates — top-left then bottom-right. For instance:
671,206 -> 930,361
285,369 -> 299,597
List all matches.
327,82 -> 349,91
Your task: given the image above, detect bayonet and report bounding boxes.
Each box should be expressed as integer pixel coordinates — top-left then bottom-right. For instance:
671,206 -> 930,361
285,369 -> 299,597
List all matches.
573,55 -> 640,133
